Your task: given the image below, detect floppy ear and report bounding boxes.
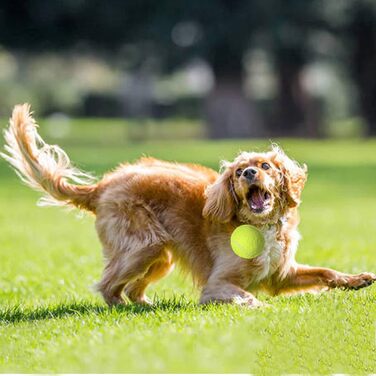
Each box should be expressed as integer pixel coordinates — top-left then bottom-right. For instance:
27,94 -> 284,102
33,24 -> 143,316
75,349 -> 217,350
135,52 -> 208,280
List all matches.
203,167 -> 237,223
273,147 -> 307,208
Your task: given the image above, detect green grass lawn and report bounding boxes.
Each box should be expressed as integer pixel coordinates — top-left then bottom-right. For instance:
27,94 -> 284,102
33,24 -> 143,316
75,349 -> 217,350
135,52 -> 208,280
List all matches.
1,126 -> 376,373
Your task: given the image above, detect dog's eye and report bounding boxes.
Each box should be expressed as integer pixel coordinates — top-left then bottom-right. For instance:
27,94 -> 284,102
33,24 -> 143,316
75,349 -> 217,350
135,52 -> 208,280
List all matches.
235,168 -> 243,177
261,162 -> 270,170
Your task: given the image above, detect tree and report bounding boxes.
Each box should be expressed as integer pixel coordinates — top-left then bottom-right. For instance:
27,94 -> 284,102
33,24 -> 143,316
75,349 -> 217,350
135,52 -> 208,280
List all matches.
1,0 -> 375,136
347,1 -> 376,136
0,0 -> 268,137
264,0 -> 332,137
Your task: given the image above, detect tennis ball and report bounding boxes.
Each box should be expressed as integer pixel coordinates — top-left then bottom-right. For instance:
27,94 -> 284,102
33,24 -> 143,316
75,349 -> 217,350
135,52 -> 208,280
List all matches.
230,224 -> 265,259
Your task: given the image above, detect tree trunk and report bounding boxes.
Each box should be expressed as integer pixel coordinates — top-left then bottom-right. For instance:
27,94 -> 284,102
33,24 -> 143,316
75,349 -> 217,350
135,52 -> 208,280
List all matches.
271,57 -> 321,138
204,73 -> 264,139
350,5 -> 376,136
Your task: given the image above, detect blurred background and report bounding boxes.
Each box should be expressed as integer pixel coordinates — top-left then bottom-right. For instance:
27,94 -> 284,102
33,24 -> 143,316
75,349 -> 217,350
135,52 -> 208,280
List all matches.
0,0 -> 375,140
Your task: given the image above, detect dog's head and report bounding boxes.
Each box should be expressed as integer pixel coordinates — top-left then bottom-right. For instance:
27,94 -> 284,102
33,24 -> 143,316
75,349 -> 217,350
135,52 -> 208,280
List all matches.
203,146 -> 307,225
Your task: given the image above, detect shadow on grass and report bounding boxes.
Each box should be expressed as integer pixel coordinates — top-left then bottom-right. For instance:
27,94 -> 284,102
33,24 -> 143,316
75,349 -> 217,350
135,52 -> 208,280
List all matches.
0,297 -> 194,324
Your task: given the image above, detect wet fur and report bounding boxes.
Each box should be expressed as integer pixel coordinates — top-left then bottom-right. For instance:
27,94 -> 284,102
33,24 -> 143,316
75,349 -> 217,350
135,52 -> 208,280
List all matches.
2,104 -> 375,307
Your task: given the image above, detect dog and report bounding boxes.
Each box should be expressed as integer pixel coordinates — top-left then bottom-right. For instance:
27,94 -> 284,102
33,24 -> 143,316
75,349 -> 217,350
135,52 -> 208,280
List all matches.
2,104 -> 375,307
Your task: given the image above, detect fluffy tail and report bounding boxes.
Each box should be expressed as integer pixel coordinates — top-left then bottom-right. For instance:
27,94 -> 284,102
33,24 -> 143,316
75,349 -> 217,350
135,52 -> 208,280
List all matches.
1,104 -> 98,212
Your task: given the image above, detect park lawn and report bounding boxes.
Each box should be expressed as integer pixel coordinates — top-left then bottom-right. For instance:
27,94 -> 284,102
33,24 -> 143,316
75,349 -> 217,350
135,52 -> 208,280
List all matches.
0,131 -> 376,373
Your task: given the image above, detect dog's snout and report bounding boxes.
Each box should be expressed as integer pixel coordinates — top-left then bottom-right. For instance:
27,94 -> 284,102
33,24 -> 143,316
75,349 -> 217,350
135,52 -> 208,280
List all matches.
243,168 -> 257,180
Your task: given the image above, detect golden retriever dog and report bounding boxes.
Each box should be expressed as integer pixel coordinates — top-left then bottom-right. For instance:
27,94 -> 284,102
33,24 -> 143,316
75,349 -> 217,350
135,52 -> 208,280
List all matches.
2,104 -> 375,307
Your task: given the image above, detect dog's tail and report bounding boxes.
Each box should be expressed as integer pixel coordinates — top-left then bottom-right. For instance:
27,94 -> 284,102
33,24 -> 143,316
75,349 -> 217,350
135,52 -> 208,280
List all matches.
1,104 -> 98,212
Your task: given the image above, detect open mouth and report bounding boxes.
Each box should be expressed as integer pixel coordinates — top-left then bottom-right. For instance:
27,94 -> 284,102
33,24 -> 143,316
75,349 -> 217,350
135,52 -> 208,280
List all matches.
247,185 -> 272,214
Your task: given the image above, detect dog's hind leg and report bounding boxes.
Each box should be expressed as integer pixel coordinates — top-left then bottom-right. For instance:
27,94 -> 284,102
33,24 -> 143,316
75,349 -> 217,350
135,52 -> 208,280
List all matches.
96,243 -> 168,306
95,200 -> 171,305
124,249 -> 174,304
96,255 -> 126,305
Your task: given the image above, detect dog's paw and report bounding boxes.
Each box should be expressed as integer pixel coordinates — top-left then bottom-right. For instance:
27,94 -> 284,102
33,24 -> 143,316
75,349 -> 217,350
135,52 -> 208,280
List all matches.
332,272 -> 376,290
348,272 -> 376,290
135,295 -> 153,305
248,300 -> 271,309
105,295 -> 126,306
233,295 -> 268,309
126,293 -> 153,305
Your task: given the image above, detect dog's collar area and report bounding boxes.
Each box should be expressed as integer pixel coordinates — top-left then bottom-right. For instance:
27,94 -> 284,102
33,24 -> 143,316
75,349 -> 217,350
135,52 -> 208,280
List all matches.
243,216 -> 286,231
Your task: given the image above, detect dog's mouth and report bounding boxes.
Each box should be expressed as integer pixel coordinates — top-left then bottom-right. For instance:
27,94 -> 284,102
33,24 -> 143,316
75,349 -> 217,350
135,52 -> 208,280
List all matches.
247,185 -> 272,214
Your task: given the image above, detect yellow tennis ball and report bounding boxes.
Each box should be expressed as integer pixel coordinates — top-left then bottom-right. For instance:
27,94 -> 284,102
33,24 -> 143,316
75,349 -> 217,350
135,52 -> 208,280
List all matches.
230,224 -> 265,259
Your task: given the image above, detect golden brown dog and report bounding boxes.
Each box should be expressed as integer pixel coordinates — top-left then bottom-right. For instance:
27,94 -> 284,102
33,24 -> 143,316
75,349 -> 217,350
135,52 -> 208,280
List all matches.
2,104 -> 375,307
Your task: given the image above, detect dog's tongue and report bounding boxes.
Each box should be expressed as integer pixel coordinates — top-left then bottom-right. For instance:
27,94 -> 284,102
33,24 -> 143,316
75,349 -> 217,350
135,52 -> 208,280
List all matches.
251,189 -> 265,210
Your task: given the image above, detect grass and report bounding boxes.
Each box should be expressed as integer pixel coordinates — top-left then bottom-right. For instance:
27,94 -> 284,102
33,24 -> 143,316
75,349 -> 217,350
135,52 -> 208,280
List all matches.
0,121 -> 376,373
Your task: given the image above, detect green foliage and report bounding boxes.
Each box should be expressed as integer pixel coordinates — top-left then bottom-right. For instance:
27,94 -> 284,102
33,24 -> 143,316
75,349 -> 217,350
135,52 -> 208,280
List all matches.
0,130 -> 376,373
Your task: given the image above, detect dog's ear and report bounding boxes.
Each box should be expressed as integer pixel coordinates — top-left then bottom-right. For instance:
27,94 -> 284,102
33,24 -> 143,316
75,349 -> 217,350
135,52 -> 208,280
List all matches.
203,166 -> 236,223
272,146 -> 307,208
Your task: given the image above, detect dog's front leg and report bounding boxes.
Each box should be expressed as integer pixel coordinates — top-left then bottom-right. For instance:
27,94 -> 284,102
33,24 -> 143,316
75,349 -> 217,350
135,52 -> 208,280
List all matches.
199,244 -> 265,307
199,277 -> 263,308
275,265 -> 376,294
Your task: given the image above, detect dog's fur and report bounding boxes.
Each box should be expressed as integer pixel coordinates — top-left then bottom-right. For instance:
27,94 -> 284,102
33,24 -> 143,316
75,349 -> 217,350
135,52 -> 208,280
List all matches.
2,104 -> 375,307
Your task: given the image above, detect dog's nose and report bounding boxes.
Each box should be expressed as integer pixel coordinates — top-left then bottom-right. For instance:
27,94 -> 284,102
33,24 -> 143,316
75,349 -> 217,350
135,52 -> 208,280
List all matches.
243,168 -> 257,180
